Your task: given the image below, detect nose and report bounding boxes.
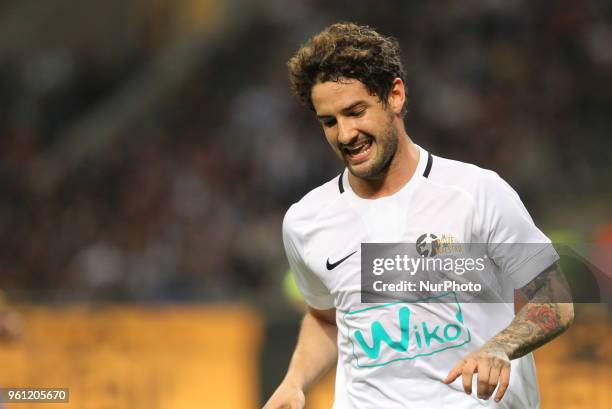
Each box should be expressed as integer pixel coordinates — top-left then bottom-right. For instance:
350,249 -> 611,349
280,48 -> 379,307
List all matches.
337,118 -> 359,146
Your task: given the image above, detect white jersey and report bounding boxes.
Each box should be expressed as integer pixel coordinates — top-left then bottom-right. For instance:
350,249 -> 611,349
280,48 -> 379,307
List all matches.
282,145 -> 559,409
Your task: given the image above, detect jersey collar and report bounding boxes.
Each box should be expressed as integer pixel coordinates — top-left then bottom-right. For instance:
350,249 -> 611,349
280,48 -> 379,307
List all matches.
339,145 -> 431,201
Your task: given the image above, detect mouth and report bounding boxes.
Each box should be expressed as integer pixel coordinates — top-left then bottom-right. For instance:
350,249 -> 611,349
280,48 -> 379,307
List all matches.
343,139 -> 373,163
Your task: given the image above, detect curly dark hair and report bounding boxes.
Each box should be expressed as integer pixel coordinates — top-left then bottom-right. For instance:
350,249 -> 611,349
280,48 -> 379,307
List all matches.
287,22 -> 406,112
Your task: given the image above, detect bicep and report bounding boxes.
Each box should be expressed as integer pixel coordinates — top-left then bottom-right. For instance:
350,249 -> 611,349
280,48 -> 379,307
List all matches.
518,261 -> 572,303
307,306 -> 336,326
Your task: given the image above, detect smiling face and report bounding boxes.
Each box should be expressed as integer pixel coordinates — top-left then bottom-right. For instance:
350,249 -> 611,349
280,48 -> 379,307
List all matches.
311,78 -> 404,180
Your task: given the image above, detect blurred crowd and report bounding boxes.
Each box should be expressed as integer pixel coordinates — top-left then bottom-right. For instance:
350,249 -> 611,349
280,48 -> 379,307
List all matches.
0,0 -> 611,301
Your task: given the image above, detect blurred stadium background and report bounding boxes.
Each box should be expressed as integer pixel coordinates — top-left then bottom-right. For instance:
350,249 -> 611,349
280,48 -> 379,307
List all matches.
0,0 -> 610,407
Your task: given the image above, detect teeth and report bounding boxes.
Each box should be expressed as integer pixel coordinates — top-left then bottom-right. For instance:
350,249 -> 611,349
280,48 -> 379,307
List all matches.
347,141 -> 371,155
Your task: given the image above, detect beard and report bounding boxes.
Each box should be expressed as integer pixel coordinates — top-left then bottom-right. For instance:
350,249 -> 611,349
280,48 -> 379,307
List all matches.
345,118 -> 399,180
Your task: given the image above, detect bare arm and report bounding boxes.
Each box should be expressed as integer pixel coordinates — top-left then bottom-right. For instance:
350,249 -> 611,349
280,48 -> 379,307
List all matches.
445,262 -> 574,401
263,307 -> 338,409
486,262 -> 574,360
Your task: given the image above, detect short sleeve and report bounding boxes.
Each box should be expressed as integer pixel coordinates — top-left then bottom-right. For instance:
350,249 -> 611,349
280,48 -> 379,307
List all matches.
476,171 -> 559,289
283,205 -> 335,310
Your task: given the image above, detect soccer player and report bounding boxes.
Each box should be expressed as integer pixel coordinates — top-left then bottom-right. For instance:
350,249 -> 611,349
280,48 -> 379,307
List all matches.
264,23 -> 574,409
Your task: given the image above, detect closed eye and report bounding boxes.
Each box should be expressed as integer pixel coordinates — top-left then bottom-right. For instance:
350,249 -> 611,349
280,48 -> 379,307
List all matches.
321,118 -> 337,128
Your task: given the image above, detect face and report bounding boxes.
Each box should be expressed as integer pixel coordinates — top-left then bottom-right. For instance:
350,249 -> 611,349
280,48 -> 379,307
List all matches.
311,78 -> 400,180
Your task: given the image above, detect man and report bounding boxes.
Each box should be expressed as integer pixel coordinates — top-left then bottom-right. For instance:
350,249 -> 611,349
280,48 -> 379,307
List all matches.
264,23 -> 573,409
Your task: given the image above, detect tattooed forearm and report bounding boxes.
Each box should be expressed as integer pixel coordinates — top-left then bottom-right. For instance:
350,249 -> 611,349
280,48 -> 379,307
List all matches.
488,302 -> 568,359
485,263 -> 574,360
525,303 -> 560,332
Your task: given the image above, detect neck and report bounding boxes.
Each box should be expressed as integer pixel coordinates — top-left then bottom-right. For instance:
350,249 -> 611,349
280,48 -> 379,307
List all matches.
347,133 -> 419,199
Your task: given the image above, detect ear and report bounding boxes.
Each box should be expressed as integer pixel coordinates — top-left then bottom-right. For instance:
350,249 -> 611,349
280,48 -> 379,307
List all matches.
387,78 -> 406,115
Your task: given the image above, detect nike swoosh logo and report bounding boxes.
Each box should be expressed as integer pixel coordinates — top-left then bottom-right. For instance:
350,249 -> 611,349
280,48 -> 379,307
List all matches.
326,251 -> 357,270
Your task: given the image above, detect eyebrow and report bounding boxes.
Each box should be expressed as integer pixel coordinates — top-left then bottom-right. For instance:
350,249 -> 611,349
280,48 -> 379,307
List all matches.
316,100 -> 367,120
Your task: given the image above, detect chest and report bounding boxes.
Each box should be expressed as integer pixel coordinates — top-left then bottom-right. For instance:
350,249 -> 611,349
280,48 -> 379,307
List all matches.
304,193 -> 478,299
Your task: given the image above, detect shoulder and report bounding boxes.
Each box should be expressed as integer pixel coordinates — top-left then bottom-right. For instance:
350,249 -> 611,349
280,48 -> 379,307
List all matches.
283,173 -> 344,235
426,153 -> 512,200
